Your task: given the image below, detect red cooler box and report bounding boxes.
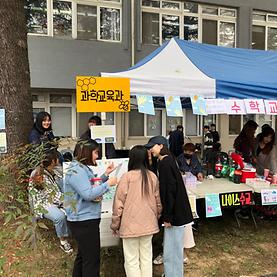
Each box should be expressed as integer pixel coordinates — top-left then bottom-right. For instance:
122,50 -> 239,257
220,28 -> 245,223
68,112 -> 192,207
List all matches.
241,169 -> 256,183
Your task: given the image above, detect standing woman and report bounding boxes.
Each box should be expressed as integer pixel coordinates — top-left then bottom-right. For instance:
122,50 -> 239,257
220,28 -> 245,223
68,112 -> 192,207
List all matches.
234,120 -> 258,164
145,136 -> 193,277
255,126 -> 277,175
111,145 -> 162,277
64,139 -> 117,277
29,111 -> 55,144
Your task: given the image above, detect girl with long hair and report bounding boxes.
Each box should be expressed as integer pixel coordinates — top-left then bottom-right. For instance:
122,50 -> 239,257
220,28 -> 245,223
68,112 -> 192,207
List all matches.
111,145 -> 162,277
234,120 -> 258,164
255,126 -> 277,175
64,139 -> 117,277
29,111 -> 55,144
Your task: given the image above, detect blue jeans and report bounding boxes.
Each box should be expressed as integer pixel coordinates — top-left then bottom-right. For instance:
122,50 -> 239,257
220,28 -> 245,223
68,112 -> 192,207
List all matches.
163,225 -> 185,277
43,205 -> 69,238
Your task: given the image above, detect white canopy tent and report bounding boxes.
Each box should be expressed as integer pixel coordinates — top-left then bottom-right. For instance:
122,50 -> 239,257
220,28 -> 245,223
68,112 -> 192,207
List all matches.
101,38 -> 216,98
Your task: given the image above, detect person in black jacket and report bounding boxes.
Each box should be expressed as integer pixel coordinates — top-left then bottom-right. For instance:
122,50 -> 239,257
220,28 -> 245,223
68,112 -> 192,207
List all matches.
210,123 -> 220,144
177,143 -> 204,181
80,115 -> 116,159
169,125 -> 184,158
29,111 -> 55,144
145,135 -> 193,277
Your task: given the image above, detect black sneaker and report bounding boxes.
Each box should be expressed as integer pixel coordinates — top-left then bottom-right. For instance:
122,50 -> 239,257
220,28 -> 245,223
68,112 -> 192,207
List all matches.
60,241 -> 73,254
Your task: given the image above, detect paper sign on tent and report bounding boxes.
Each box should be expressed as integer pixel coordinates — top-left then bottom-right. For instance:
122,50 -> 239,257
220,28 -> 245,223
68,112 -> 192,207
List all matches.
165,96 -> 183,117
205,99 -> 227,114
136,95 -> 155,115
205,193 -> 222,218
190,95 -> 207,115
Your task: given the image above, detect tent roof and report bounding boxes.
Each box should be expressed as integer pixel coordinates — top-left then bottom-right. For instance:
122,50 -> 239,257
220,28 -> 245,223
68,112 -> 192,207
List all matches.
102,38 -> 277,100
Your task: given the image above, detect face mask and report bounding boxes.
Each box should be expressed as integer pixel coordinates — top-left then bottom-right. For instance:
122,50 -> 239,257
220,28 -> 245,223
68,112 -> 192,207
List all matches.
184,153 -> 192,159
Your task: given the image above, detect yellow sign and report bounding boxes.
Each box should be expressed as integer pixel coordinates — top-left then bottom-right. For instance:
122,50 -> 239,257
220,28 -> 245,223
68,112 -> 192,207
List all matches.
76,76 -> 130,112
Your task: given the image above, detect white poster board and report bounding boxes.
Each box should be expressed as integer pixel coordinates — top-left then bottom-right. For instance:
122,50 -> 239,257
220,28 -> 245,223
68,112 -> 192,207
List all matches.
90,125 -> 116,144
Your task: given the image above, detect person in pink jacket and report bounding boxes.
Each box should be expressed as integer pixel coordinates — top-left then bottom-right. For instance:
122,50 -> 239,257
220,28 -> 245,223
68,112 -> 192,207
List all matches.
111,145 -> 162,277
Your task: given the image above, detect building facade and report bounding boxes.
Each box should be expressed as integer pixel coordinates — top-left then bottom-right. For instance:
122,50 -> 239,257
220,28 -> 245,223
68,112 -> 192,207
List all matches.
26,0 -> 277,151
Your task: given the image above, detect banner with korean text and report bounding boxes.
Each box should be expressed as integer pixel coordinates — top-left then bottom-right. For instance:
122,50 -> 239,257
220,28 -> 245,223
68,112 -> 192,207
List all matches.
264,100 -> 277,115
76,77 -> 130,112
244,99 -> 265,114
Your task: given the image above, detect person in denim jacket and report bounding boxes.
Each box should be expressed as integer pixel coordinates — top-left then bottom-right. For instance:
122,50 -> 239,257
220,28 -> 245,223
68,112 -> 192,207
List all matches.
64,139 -> 117,277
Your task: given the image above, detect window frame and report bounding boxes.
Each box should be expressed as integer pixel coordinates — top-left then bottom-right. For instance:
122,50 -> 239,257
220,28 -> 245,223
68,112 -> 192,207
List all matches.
141,1 -> 237,46
228,114 -> 276,136
26,0 -> 122,43
252,10 -> 277,50
128,108 -> 203,138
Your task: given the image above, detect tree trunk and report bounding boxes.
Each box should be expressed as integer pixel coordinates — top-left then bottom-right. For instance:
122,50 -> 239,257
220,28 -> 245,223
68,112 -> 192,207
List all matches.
0,0 -> 33,152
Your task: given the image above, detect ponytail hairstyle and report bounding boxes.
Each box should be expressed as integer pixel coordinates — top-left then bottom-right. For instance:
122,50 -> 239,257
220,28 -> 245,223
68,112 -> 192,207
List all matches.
128,145 -> 150,196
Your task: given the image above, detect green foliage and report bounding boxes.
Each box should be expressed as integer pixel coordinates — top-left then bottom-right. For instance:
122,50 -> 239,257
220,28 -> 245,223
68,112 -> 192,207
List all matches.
0,142 -> 59,250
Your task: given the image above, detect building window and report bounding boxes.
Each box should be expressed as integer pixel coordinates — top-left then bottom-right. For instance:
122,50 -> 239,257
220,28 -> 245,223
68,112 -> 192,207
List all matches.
50,107 -> 72,136
25,0 -> 48,35
25,0 -> 121,42
229,115 -> 241,135
252,11 -> 277,50
252,25 -> 265,50
50,94 -> 71,103
185,109 -> 199,136
129,108 -> 203,138
77,4 -> 97,40
100,7 -> 120,41
202,19 -> 217,45
162,14 -> 180,42
166,116 -> 182,135
95,112 -> 115,125
129,110 -> 144,136
228,114 -> 275,135
141,1 -> 236,46
53,0 -> 72,38
203,114 -> 216,127
129,110 -> 162,137
142,12 -> 159,44
147,111 -> 162,136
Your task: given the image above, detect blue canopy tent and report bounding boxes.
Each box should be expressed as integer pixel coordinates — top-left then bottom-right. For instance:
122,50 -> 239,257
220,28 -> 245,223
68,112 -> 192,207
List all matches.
102,38 -> 277,100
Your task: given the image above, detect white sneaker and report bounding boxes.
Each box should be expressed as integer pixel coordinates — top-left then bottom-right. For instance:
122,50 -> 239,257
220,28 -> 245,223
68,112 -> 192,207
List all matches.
153,253 -> 163,265
60,241 -> 73,254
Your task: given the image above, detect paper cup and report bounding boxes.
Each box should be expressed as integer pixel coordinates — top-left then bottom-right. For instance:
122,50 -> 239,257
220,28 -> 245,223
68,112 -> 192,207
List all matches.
264,168 -> 270,178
